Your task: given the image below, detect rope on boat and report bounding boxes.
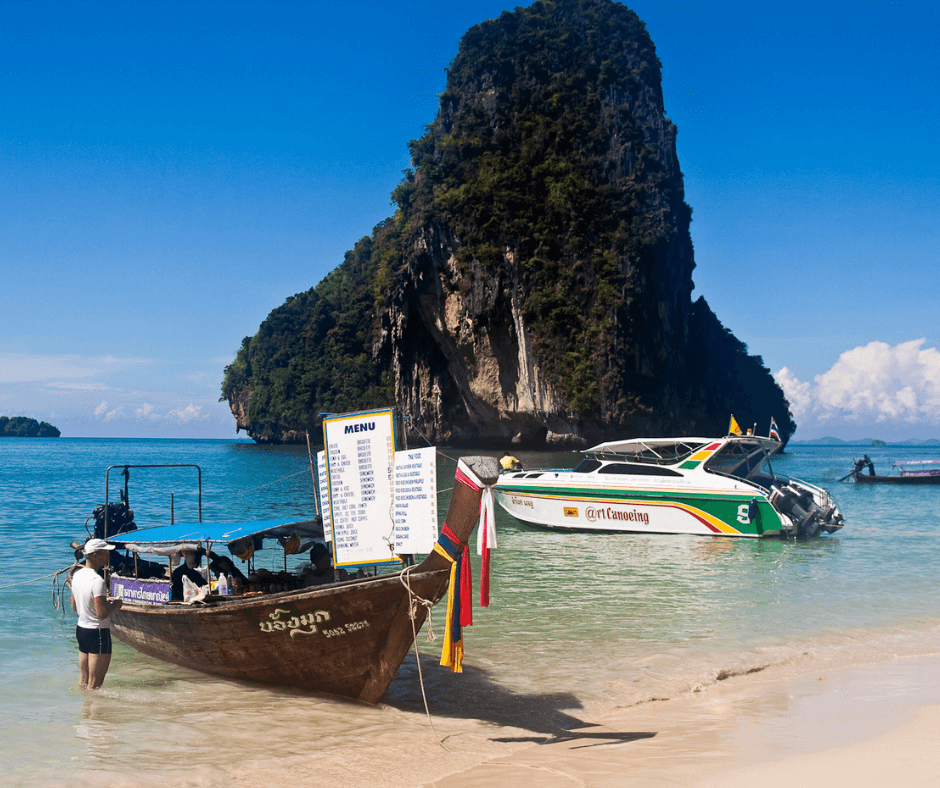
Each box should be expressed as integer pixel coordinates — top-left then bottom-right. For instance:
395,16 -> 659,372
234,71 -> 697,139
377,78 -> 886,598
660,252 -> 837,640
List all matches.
225,467 -> 313,497
51,563 -> 81,611
400,565 -> 460,753
0,565 -> 75,593
398,571 -> 587,786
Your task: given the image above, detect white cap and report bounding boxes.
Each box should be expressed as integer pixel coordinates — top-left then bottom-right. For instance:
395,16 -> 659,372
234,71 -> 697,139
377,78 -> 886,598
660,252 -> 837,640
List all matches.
83,538 -> 115,556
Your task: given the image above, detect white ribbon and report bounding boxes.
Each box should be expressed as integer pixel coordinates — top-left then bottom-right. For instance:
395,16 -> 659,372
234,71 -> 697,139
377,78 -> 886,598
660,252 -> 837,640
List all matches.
476,485 -> 497,555
456,458 -> 498,555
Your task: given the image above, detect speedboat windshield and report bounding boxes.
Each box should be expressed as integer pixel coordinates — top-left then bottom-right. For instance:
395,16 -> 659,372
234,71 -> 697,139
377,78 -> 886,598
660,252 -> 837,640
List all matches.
703,439 -> 776,487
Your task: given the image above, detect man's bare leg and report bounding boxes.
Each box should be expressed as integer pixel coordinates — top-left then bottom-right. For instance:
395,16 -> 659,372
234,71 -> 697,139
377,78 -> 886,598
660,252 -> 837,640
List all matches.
86,653 -> 112,690
78,652 -> 89,689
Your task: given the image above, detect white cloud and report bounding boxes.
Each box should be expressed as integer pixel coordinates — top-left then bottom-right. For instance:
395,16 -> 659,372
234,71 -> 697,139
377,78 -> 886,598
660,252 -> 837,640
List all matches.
0,352 -> 151,383
167,403 -> 204,422
774,367 -> 813,417
94,401 -> 122,422
136,402 -> 158,419
776,339 -> 940,436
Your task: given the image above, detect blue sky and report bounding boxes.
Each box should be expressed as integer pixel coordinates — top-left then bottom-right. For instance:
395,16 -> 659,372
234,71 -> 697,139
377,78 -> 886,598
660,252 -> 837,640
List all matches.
1,1 -> 937,441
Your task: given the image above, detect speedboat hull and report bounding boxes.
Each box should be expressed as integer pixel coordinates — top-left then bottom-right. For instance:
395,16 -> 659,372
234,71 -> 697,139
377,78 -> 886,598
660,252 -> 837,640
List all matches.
494,481 -> 786,537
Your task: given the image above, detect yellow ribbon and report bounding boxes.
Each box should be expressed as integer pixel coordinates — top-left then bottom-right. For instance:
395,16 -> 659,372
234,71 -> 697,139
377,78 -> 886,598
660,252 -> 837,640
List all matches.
432,542 -> 464,673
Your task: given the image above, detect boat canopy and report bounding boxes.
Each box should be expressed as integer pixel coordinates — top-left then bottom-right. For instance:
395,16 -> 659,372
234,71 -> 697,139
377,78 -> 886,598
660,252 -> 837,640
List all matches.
585,438 -> 712,462
109,517 -> 323,556
586,435 -> 780,465
895,460 -> 940,477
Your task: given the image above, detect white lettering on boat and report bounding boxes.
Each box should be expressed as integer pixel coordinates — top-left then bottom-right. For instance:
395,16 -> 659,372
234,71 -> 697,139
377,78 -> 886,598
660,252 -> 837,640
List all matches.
259,607 -> 331,637
323,620 -> 370,638
585,506 -> 650,524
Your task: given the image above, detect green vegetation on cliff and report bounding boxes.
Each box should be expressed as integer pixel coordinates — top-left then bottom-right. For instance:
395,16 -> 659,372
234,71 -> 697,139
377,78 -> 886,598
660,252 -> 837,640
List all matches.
397,1 -> 683,415
0,416 -> 61,437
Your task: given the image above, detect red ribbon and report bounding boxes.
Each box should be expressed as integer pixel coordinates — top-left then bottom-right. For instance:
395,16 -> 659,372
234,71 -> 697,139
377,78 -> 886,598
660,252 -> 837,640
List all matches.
459,543 -> 472,627
480,506 -> 491,608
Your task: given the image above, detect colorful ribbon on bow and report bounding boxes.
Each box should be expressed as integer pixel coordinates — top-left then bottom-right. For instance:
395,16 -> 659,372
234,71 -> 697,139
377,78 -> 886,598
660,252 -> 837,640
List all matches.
433,523 -> 469,672
433,458 -> 499,673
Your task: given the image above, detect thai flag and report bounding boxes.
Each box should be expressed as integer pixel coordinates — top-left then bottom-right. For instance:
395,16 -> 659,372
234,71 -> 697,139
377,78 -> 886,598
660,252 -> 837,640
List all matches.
769,417 -> 781,442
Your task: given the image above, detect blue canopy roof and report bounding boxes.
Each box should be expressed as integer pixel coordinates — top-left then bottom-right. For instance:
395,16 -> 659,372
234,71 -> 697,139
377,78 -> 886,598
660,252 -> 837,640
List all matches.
109,517 -> 324,556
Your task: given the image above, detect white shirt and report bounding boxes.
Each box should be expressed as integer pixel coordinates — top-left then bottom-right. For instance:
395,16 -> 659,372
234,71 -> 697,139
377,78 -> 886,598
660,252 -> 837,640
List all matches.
72,566 -> 109,629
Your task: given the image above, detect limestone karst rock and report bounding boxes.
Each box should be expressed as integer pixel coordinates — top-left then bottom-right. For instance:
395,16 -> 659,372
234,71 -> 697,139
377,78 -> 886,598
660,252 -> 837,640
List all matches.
221,0 -> 795,447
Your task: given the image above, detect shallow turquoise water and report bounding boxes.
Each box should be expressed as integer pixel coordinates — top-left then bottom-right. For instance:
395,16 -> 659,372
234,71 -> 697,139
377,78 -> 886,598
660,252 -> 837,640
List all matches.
2,438 -> 939,786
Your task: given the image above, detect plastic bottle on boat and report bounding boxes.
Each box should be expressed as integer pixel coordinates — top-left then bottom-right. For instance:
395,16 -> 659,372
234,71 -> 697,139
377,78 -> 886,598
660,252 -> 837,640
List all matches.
217,572 -> 228,595
226,573 -> 235,594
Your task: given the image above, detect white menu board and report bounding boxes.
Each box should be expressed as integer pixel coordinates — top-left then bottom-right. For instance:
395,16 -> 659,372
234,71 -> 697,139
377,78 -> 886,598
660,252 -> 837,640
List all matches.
316,450 -> 332,543
322,409 -> 399,567
394,447 -> 438,554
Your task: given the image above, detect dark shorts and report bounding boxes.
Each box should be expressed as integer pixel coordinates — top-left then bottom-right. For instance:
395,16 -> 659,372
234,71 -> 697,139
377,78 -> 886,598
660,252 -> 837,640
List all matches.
76,626 -> 112,655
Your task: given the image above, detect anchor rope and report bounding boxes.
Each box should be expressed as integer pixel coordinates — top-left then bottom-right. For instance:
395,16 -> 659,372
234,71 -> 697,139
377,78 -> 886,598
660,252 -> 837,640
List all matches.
0,565 -> 75,593
400,565 -> 460,752
398,567 -> 586,784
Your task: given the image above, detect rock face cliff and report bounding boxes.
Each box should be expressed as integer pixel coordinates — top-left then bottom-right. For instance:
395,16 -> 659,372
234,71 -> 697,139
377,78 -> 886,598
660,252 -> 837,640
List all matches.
222,0 -> 796,447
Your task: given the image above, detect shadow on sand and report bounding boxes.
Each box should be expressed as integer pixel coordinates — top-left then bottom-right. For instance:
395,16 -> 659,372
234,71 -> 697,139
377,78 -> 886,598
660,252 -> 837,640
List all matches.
383,652 -> 656,749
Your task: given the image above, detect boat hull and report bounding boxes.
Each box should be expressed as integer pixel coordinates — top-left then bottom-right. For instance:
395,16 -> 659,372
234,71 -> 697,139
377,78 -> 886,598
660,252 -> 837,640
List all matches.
109,568 -> 448,703
494,483 -> 787,537
854,474 -> 940,485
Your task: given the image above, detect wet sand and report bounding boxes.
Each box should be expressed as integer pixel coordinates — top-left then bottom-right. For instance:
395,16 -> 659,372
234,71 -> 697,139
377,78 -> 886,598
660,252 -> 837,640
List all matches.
426,654 -> 940,787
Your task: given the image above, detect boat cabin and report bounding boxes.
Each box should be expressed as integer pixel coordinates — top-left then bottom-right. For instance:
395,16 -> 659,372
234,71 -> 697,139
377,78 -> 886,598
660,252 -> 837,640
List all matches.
568,436 -> 783,490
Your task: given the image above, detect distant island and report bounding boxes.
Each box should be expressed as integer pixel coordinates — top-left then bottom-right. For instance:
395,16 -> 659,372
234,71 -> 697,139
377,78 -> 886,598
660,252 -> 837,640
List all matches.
791,436 -> 940,447
0,416 -> 61,437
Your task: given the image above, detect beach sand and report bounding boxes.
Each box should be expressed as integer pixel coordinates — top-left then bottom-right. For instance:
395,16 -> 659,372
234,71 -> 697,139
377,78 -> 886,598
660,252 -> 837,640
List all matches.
425,654 -> 940,787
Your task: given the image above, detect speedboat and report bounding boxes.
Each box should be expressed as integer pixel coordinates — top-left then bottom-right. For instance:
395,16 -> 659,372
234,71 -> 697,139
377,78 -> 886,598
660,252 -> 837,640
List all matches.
494,435 -> 844,538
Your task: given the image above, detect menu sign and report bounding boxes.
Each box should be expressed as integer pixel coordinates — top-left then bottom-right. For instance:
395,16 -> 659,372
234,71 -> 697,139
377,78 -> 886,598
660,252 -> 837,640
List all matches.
316,450 -> 332,544
394,446 -> 438,554
322,409 -> 399,568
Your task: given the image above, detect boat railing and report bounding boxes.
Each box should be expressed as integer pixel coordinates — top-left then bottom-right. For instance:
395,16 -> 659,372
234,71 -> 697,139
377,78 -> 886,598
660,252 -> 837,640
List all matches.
104,464 -> 203,538
895,461 -> 940,477
585,444 -> 699,466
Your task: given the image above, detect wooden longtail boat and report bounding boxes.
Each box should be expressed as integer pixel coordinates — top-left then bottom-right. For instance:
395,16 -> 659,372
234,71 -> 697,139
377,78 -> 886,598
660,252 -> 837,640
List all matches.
89,456 -> 499,703
847,456 -> 940,485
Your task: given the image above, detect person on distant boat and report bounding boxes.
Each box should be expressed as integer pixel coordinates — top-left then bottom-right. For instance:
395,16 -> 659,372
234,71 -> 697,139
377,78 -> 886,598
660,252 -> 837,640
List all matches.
171,548 -> 209,600
207,550 -> 248,589
70,538 -> 123,690
299,542 -> 345,586
499,454 -> 522,471
853,455 -> 876,477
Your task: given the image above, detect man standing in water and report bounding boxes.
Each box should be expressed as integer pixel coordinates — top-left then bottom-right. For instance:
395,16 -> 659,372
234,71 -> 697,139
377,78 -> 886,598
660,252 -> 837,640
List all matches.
70,538 -> 123,689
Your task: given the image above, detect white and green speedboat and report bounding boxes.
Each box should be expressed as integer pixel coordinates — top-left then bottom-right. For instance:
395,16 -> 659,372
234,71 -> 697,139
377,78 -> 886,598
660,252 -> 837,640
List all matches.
494,435 -> 844,538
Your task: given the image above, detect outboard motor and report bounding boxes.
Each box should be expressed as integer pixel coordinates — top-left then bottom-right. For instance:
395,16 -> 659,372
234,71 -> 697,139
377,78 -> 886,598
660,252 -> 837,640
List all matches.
91,497 -> 137,539
770,485 -> 822,538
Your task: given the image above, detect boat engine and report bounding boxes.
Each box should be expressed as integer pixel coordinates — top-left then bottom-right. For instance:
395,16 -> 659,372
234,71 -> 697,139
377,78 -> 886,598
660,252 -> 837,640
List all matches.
90,499 -> 137,539
769,484 -> 842,537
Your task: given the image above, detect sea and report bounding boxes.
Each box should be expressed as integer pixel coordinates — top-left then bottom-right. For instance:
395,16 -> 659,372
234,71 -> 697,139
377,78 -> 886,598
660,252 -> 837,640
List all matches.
2,437 -> 939,787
